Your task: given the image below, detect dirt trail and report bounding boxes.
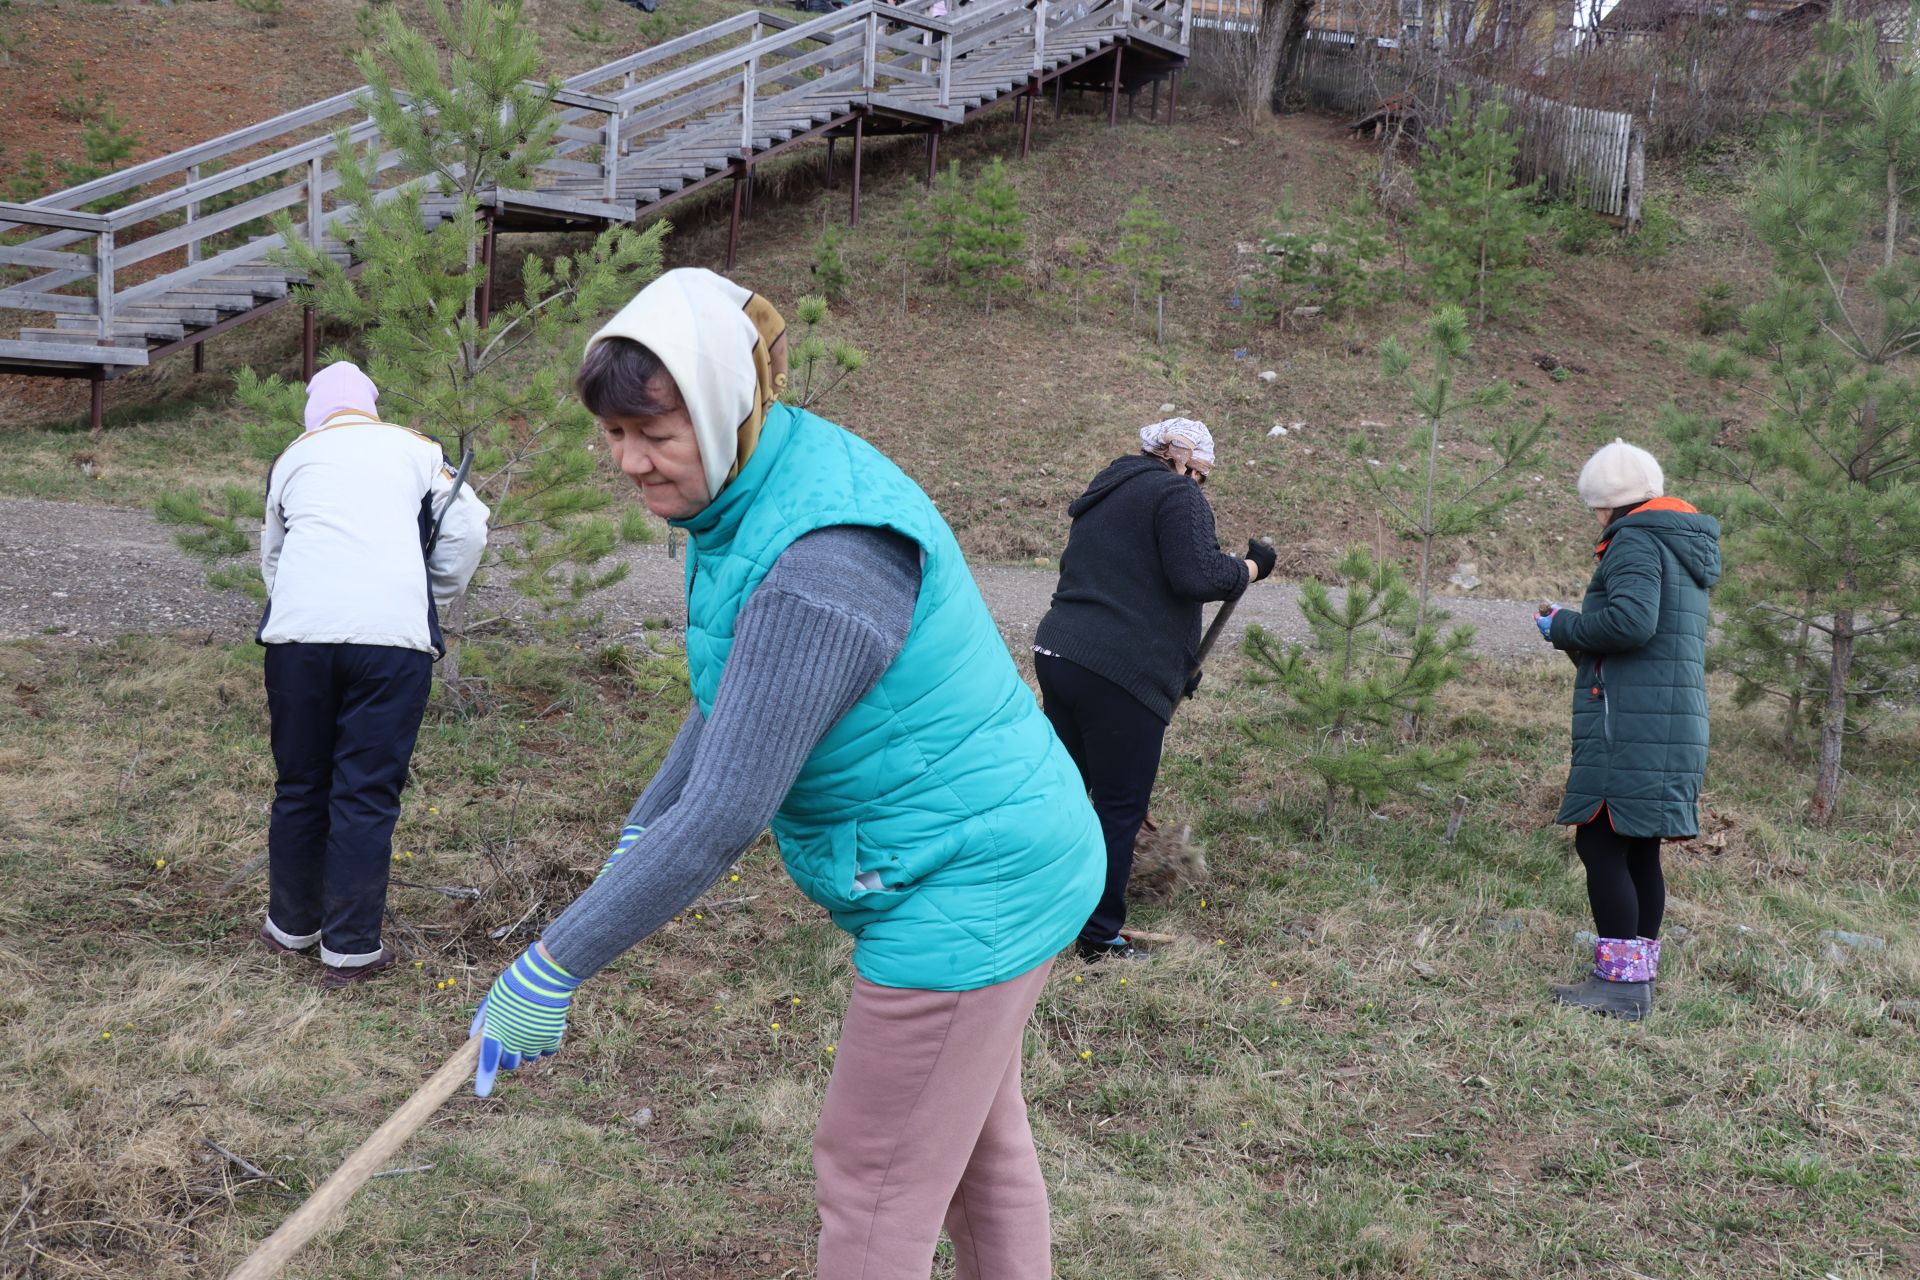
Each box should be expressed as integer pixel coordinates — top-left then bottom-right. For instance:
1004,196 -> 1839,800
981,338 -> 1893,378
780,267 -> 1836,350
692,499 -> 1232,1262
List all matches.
0,498 -> 1557,661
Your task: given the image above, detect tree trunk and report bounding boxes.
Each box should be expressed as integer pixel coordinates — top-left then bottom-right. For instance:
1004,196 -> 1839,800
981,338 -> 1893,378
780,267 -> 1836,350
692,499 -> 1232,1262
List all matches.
1416,422 -> 1440,634
1810,610 -> 1852,825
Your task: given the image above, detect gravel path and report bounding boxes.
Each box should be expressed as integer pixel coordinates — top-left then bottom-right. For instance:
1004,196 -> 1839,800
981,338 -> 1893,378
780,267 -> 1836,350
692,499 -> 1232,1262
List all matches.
0,498 -> 1556,662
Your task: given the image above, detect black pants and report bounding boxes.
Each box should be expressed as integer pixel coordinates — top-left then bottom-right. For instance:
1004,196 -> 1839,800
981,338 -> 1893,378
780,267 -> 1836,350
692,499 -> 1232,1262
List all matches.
265,642 -> 432,964
1575,820 -> 1665,940
1035,653 -> 1168,946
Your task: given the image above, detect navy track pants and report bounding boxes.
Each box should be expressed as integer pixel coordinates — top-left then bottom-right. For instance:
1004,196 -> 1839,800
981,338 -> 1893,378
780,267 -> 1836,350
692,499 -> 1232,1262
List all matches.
263,642 -> 431,966
1034,652 -> 1168,946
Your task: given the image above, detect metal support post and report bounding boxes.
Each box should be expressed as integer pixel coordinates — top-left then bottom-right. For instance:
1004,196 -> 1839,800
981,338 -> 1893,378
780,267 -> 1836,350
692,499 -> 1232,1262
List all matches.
1152,79 -> 1160,121
850,111 -> 866,227
302,305 -> 316,382
1168,69 -> 1179,125
478,210 -> 497,329
1021,78 -> 1038,158
1108,45 -> 1124,126
726,160 -> 746,269
826,135 -> 837,188
926,130 -> 940,189
193,341 -> 205,374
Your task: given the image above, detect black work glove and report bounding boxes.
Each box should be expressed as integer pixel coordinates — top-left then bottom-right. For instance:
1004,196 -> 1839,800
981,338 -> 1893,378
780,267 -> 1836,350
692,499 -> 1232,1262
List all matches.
1245,538 -> 1277,582
1182,668 -> 1203,699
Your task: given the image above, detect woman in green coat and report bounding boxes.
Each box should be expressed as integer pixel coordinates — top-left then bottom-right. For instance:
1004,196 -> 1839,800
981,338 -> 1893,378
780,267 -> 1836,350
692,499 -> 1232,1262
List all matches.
1537,439 -> 1720,1021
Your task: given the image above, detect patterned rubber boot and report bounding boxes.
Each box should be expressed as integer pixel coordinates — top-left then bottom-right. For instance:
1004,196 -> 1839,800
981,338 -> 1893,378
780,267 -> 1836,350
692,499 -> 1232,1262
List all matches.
1550,938 -> 1654,1021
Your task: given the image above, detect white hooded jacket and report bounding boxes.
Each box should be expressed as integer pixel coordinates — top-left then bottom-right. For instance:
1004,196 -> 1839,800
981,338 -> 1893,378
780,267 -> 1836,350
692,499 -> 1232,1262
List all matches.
258,411 -> 489,655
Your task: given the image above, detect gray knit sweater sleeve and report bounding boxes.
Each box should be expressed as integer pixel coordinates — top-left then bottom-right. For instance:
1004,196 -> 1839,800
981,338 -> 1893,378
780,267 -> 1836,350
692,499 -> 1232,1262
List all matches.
539,525 -> 922,979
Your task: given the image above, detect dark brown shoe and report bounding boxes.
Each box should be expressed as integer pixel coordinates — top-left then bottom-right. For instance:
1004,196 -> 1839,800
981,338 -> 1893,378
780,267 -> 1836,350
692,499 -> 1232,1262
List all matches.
322,949 -> 398,988
258,925 -> 315,956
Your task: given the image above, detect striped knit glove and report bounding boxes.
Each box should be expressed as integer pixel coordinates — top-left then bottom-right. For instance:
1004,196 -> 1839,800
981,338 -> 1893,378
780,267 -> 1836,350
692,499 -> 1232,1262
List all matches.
470,944 -> 582,1097
597,823 -> 645,880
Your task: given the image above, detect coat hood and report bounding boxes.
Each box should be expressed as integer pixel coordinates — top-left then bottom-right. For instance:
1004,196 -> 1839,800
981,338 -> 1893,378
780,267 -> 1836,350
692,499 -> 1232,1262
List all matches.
1068,454 -> 1175,518
1607,499 -> 1722,590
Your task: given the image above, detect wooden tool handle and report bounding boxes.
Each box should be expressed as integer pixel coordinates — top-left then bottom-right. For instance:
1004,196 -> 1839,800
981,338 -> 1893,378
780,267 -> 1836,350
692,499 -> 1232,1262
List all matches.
225,1036 -> 482,1280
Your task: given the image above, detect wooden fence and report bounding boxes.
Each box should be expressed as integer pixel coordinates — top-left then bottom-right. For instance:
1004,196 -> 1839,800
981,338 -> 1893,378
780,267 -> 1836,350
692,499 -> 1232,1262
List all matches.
1293,34 -> 1645,223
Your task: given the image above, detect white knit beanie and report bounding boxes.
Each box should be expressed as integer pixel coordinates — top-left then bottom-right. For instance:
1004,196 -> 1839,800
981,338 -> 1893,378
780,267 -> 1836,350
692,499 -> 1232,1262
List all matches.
1577,438 -> 1664,510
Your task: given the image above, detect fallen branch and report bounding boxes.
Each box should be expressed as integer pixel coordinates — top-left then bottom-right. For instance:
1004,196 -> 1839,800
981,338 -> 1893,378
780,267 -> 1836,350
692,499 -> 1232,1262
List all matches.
220,852 -> 269,891
391,879 -> 483,900
201,1138 -> 287,1189
372,1164 -> 435,1179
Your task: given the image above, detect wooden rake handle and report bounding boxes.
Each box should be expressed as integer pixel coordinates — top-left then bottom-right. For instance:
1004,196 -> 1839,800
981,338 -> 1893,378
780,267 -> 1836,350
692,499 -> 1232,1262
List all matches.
225,1036 -> 482,1280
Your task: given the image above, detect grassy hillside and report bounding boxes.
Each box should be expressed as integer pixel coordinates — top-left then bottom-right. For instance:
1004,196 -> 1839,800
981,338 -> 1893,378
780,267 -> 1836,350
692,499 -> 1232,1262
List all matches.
1,633 -> 1914,1278
2,90 -> 1768,600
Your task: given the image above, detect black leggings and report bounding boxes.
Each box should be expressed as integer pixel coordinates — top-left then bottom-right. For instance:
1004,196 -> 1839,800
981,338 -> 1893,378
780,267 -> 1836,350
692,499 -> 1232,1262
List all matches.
1575,821 -> 1665,940
1034,653 -> 1168,945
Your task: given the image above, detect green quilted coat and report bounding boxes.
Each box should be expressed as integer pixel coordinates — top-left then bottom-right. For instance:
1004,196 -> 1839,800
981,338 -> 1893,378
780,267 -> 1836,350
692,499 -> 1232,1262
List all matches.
1547,498 -> 1722,838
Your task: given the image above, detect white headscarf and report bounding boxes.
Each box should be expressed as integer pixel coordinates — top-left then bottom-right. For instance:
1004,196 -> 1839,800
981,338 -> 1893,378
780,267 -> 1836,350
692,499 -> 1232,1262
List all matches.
584,268 -> 767,501
1140,416 -> 1215,465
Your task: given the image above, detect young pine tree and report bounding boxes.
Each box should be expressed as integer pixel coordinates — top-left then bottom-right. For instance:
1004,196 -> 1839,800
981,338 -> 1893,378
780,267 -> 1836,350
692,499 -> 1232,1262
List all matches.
1240,548 -> 1475,825
1412,86 -> 1542,323
907,160 -> 968,285
216,0 -> 665,691
1664,17 -> 1920,822
1055,238 -> 1106,325
810,223 -> 853,304
953,157 -> 1025,316
1112,192 -> 1180,321
784,294 -> 867,408
1360,305 -> 1550,630
1248,193 -> 1403,323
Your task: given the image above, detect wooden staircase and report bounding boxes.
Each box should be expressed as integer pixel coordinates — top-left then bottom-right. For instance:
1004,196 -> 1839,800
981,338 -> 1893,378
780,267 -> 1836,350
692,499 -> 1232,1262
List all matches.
0,0 -> 1191,427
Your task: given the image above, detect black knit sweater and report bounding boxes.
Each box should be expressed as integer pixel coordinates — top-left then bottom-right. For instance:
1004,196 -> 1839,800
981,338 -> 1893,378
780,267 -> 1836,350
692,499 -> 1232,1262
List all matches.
1034,455 -> 1249,722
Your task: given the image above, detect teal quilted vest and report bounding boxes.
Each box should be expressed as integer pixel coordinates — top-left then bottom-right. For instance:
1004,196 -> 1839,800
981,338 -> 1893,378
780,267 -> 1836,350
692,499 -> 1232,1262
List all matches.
672,403 -> 1103,990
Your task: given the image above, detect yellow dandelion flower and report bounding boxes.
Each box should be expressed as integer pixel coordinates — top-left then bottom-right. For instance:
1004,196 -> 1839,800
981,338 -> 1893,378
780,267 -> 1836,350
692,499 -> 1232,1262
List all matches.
791,997 -> 801,1005
414,961 -> 424,969
1072,975 -> 1083,984
124,1023 -> 133,1029
101,1031 -> 111,1040
693,913 -> 703,921
1241,1120 -> 1253,1129
1118,978 -> 1128,986
1216,939 -> 1226,947
771,1022 -> 781,1031
1199,899 -> 1208,908
826,1044 -> 836,1054
428,806 -> 439,814
1280,997 -> 1294,1007
1270,980 -> 1279,988
730,874 -> 740,883
1078,1050 -> 1092,1060
154,858 -> 166,869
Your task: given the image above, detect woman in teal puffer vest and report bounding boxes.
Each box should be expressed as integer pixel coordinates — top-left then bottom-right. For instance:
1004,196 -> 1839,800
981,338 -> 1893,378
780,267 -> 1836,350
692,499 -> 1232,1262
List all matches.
1537,439 -> 1720,1021
468,270 -> 1103,1280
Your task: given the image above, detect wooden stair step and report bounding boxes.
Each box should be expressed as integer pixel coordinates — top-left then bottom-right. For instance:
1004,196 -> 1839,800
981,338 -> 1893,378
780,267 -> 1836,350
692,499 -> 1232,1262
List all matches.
20,328 -> 156,349
51,316 -> 187,339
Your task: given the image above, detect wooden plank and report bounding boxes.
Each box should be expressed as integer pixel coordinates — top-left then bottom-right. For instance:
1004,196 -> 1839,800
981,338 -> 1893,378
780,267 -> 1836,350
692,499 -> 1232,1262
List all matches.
50,316 -> 187,338
562,10 -> 764,93
18,327 -> 153,348
0,202 -> 111,234
494,188 -> 633,222
115,179 -> 315,271
0,88 -> 368,229
0,337 -> 149,366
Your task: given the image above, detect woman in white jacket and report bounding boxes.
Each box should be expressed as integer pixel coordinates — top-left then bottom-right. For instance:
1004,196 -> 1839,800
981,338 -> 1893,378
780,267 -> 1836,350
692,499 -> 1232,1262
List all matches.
256,362 -> 489,986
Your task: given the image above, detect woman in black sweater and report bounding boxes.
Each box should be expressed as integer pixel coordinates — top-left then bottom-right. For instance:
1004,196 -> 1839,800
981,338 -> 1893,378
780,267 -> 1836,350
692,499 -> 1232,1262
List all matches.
1034,419 -> 1276,961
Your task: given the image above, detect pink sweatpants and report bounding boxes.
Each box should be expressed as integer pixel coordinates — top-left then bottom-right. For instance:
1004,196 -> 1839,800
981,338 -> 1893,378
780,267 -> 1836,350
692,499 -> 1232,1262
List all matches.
812,959 -> 1054,1280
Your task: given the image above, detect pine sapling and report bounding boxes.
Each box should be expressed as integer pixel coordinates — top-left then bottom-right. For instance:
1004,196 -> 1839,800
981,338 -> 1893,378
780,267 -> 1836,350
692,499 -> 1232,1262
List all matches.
1240,548 -> 1475,825
784,294 -> 867,408
1411,86 -> 1543,323
953,157 -> 1025,316
1361,305 -> 1549,631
